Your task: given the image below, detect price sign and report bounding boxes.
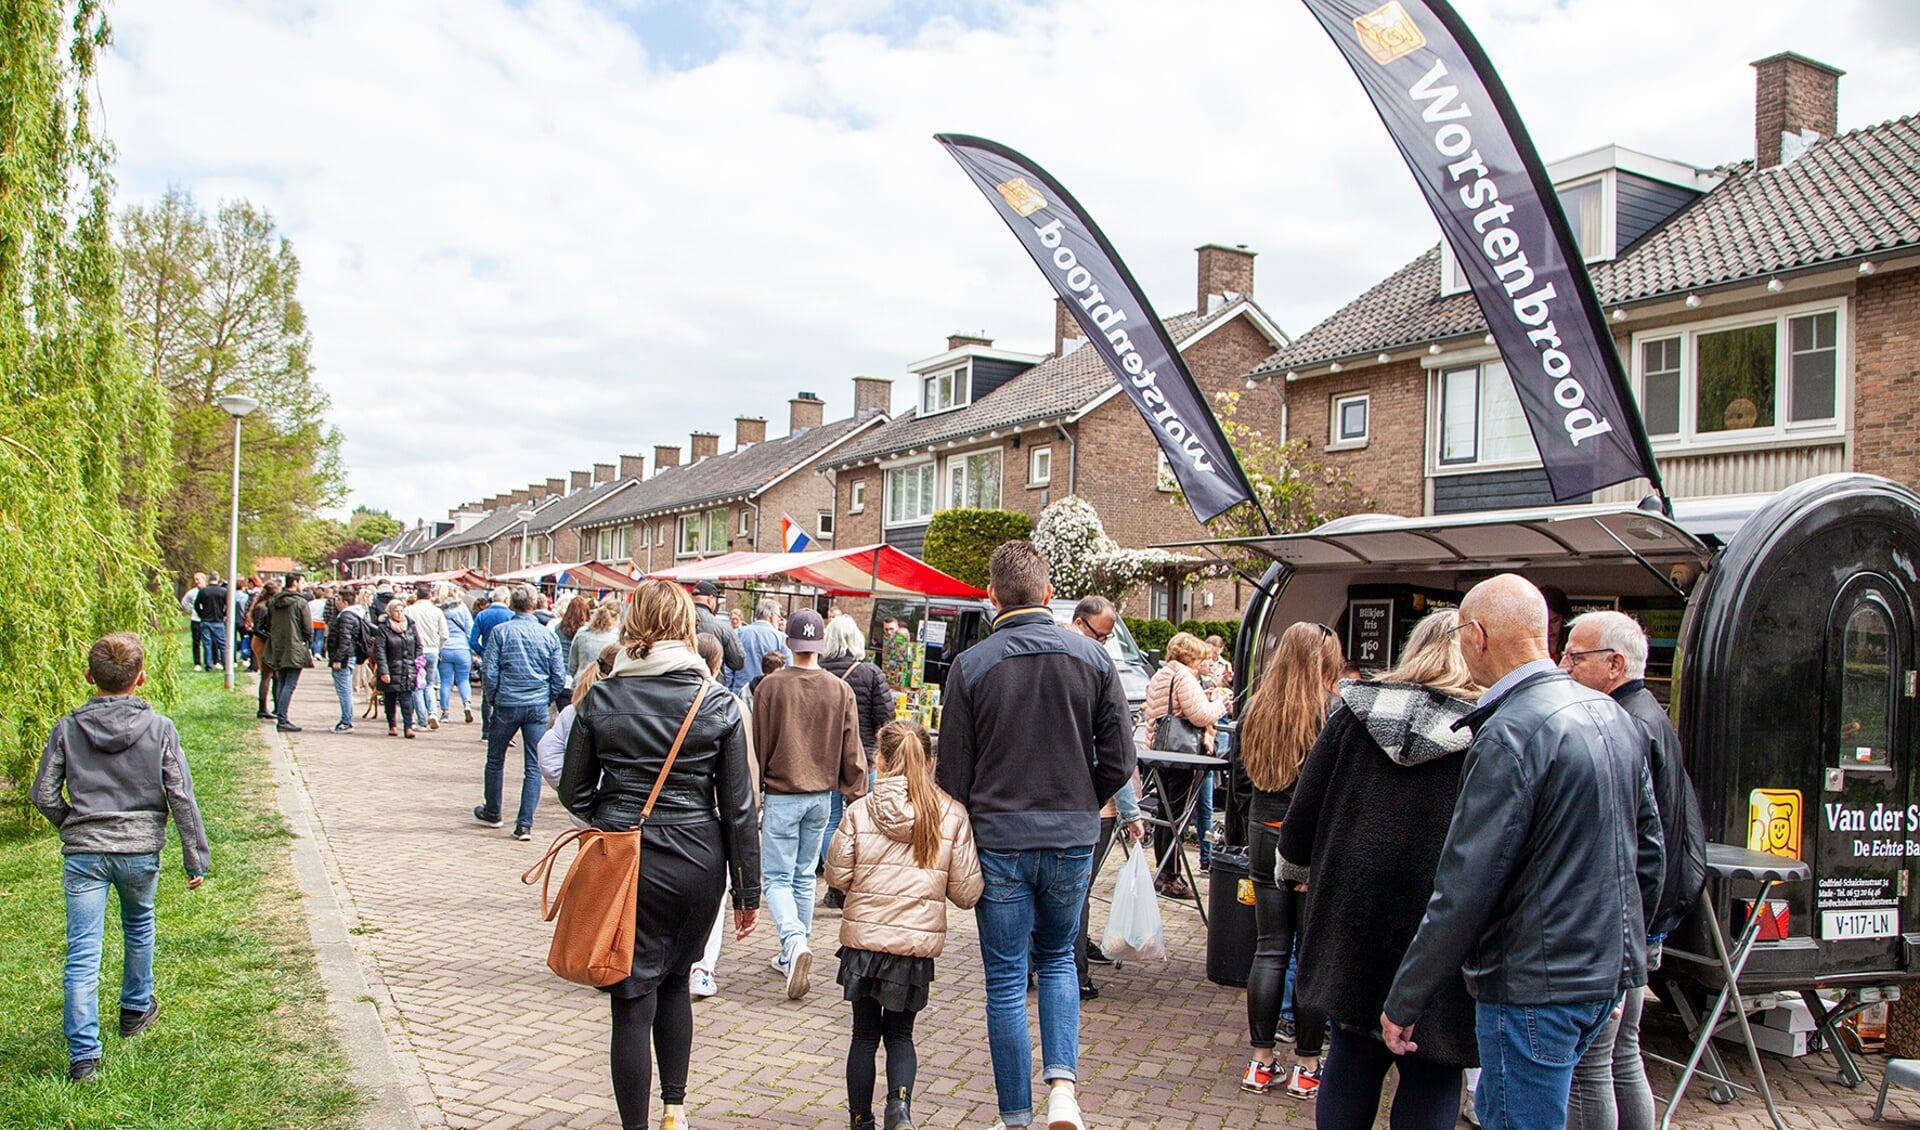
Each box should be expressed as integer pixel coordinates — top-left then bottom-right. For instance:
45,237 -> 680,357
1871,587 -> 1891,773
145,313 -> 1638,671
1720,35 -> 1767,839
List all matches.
1348,600 -> 1394,668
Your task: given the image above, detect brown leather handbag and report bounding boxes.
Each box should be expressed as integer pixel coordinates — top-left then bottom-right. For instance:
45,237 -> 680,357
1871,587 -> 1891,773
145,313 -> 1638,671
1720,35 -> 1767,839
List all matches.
522,681 -> 708,987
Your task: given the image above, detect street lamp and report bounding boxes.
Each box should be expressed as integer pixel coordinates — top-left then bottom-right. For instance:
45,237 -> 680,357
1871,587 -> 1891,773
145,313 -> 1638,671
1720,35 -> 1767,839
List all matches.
216,394 -> 259,691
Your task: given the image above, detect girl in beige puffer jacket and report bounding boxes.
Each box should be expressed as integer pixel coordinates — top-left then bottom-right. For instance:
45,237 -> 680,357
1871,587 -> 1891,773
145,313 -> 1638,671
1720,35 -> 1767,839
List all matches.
824,721 -> 982,1130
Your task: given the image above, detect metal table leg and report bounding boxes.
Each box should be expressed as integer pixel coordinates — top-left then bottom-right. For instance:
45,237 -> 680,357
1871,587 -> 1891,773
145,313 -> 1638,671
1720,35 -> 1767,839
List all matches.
1801,989 -> 1873,1088
1141,764 -> 1208,924
1659,878 -> 1790,1130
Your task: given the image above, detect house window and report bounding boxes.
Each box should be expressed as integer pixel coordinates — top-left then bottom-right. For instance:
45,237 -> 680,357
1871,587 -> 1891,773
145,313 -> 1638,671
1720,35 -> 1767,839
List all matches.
921,364 -> 970,415
1556,177 -> 1607,262
739,509 -> 753,536
1155,451 -> 1176,493
705,509 -> 729,553
1434,361 -> 1536,468
678,515 -> 701,556
885,462 -> 937,525
948,450 -> 1002,510
654,523 -> 666,547
849,480 -> 867,513
1632,304 -> 1844,445
1331,393 -> 1369,447
596,527 -> 629,562
1029,445 -> 1052,485
817,511 -> 834,539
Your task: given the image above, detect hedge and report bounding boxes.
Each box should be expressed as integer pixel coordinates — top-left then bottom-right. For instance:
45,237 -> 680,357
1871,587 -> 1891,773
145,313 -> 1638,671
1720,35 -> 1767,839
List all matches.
923,508 -> 1034,590
1124,617 -> 1241,656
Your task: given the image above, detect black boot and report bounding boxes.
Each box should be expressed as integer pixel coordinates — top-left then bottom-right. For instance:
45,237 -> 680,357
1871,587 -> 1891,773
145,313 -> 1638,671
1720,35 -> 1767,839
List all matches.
851,1113 -> 876,1130
883,1087 -> 914,1130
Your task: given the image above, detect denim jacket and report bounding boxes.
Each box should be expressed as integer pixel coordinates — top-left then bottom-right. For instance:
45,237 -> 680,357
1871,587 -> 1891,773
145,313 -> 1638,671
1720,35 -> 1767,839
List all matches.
481,613 -> 566,708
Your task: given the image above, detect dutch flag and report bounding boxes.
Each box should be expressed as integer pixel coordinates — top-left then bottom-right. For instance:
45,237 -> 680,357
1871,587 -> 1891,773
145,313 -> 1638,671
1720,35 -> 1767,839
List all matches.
780,514 -> 812,553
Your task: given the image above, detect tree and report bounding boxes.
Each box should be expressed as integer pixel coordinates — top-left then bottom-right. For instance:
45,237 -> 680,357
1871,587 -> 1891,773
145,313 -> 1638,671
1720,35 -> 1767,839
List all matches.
922,509 -> 1034,590
330,538 -> 374,572
120,189 -> 345,581
1032,496 -> 1205,609
286,515 -> 350,571
349,506 -> 402,544
1,0 -> 176,819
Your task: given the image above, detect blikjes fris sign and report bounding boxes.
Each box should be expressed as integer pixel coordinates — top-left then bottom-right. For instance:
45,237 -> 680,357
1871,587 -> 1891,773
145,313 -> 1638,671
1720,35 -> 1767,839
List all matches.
935,134 -> 1258,524
1300,0 -> 1664,502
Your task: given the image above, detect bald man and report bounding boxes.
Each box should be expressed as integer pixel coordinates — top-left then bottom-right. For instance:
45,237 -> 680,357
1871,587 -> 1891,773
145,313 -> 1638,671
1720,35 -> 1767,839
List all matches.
1379,574 -> 1663,1130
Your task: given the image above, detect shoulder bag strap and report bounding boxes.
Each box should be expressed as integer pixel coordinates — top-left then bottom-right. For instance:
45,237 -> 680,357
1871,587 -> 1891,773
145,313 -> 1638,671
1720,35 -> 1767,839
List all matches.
641,679 -> 710,822
521,826 -> 592,920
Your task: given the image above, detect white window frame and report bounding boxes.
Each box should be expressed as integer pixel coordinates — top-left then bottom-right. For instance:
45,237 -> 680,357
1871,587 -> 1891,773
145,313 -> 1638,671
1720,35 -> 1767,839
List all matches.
920,363 -> 971,416
1427,359 -> 1541,475
1029,444 -> 1052,486
946,448 -> 1003,511
739,509 -> 752,536
1441,171 -> 1616,296
1628,299 -> 1848,452
596,526 -> 629,562
1329,393 -> 1370,450
654,522 -> 666,547
677,515 -> 701,558
849,480 -> 867,513
884,461 -> 937,527
1155,451 -> 1176,493
705,508 -> 729,554
817,511 -> 834,539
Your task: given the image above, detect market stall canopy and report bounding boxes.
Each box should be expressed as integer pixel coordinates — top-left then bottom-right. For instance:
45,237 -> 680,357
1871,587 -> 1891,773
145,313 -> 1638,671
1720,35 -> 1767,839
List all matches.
646,544 -> 987,599
346,568 -> 491,590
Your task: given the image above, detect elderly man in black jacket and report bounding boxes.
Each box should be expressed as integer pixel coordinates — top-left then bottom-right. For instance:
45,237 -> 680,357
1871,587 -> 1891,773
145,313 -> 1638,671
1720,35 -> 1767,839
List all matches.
1381,574 -> 1663,1130
689,581 -> 744,678
1560,610 -> 1706,1130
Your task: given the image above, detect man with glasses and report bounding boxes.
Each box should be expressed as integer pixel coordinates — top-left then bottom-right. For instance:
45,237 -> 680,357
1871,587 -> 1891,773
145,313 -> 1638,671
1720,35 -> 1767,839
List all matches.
1559,611 -> 1706,1130
1381,574 -> 1663,1130
1067,596 -> 1145,1000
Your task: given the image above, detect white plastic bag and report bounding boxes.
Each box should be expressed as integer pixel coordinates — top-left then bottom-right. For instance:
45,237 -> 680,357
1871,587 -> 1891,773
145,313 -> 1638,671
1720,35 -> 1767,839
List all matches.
1101,846 -> 1166,962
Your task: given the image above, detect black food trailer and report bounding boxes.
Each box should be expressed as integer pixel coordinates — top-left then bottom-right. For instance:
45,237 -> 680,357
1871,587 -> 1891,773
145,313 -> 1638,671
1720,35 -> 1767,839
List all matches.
1194,472 -> 1920,1089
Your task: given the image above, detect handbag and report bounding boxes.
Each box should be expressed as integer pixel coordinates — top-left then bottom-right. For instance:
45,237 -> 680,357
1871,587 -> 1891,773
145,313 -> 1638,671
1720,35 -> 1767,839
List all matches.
1150,668 -> 1208,755
521,680 -> 709,986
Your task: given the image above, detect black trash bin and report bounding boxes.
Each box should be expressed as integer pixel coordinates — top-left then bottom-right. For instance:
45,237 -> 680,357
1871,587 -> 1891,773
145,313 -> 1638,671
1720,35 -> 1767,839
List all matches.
1206,847 -> 1257,988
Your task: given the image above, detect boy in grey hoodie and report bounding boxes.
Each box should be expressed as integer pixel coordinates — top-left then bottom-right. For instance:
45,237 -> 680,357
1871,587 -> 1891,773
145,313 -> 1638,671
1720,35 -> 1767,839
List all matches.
31,632 -> 210,1082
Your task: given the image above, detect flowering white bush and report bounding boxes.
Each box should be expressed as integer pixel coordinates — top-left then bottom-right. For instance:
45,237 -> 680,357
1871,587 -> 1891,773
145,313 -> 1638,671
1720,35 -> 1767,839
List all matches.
1032,495 -> 1117,599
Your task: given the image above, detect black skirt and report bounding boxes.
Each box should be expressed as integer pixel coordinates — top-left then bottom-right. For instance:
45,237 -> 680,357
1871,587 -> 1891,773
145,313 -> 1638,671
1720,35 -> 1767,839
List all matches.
837,947 -> 935,1013
600,818 -> 727,999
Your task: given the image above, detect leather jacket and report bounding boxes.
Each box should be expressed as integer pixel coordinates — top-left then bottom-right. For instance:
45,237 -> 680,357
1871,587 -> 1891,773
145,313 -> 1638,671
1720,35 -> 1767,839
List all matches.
1384,668 -> 1663,1018
560,667 -> 760,907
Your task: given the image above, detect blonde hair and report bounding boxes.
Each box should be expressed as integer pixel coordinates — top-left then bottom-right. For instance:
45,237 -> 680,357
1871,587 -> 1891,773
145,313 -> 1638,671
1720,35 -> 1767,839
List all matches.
1164,631 -> 1210,667
876,721 -> 941,869
1378,609 -> 1482,700
588,600 -> 622,633
619,580 -> 697,660
1239,622 -> 1344,792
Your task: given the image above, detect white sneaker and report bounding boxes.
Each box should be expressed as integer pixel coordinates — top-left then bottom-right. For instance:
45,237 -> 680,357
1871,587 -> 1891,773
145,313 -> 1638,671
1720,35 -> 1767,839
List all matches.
785,942 -> 812,999
771,949 -> 791,976
690,968 -> 717,998
1046,1087 -> 1084,1130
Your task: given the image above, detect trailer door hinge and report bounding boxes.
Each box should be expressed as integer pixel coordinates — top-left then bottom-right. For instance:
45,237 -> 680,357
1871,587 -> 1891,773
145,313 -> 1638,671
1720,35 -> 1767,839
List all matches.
1902,871 -> 1911,898
1905,670 -> 1917,697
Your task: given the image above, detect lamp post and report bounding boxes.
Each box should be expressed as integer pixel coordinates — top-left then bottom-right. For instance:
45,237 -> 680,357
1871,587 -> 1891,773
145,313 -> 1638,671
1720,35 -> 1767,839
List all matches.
216,394 -> 259,691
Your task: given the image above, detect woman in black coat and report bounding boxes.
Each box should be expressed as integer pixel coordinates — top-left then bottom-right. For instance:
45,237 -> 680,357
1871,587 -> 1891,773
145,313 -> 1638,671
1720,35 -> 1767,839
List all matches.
1277,609 -> 1482,1130
561,581 -> 761,1130
373,599 -> 421,737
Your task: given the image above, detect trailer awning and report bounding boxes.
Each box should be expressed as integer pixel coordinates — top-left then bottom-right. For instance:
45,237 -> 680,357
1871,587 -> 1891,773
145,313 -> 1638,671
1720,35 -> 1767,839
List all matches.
646,544 -> 986,599
1156,496 -> 1760,575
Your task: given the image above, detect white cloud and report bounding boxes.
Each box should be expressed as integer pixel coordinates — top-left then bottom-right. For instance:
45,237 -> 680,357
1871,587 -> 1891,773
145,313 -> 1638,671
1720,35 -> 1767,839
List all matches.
96,0 -> 1920,525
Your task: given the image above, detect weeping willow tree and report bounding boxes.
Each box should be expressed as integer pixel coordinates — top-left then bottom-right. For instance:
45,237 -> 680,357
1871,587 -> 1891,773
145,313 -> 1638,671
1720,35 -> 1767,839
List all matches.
0,0 -> 176,822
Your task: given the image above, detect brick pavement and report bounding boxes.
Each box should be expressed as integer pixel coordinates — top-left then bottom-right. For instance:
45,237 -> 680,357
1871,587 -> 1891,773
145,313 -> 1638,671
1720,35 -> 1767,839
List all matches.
269,674 -> 1920,1130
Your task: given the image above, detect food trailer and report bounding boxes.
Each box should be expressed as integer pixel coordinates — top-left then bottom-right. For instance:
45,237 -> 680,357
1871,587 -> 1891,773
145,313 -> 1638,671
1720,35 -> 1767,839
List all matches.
1201,473 -> 1920,1080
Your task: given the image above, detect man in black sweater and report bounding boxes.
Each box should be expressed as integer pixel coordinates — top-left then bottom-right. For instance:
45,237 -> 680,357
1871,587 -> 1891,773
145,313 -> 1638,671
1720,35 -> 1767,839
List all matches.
192,575 -> 230,673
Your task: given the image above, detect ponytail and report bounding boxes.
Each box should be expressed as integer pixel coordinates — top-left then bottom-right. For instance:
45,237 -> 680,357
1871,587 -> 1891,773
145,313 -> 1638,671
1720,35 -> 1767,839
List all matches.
877,720 -> 940,869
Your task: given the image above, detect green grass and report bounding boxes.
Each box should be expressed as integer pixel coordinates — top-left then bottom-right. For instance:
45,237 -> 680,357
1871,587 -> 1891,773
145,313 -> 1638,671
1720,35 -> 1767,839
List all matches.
0,671 -> 364,1129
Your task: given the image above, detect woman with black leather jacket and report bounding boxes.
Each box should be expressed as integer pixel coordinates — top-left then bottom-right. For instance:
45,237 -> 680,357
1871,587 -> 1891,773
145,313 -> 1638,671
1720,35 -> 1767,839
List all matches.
560,581 -> 761,1130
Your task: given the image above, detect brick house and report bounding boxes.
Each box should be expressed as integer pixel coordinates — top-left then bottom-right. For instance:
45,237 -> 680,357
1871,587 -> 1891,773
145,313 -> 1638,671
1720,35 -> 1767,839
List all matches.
567,378 -> 891,578
1252,52 -> 1920,516
825,244 -> 1290,621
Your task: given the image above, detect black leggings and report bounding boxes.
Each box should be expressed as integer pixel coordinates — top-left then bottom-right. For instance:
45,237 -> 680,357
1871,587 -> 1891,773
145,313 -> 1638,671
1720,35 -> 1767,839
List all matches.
610,973 -> 694,1130
1151,767 -> 1197,866
383,689 -> 416,730
1314,1024 -> 1463,1130
1247,822 -> 1324,1056
846,997 -> 918,1117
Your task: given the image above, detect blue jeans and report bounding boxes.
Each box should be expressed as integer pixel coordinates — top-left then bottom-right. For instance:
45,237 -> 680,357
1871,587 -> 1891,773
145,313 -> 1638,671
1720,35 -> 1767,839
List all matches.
310,626 -> 326,658
274,666 -> 302,723
976,845 -> 1093,1126
819,769 -> 878,870
63,852 -> 160,1062
1475,998 -> 1617,1130
331,664 -> 354,724
413,649 -> 439,721
484,702 -> 548,831
760,792 -> 831,951
201,621 -> 229,669
439,649 -> 472,710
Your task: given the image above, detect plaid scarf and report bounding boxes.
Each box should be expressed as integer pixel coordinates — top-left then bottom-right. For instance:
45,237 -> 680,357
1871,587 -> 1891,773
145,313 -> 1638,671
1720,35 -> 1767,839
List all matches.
1337,680 -> 1475,766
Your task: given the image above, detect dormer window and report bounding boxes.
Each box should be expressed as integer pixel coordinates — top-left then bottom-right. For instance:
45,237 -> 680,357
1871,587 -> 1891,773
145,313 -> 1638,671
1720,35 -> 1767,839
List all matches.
921,364 -> 970,415
1441,173 -> 1617,295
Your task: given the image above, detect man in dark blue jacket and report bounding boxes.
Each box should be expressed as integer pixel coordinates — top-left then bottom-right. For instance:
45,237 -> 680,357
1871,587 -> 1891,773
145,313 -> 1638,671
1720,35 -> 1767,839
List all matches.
476,586 -> 565,841
469,587 -> 513,738
1381,574 -> 1662,1130
936,541 -> 1133,1130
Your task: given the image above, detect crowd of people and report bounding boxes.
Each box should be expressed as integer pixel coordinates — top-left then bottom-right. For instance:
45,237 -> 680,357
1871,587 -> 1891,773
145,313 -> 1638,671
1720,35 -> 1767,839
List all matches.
40,544 -> 1704,1130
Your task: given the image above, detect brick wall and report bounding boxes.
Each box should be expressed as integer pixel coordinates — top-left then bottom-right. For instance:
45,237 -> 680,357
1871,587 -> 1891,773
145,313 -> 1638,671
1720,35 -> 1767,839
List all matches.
1293,357 -> 1428,516
760,465 -> 839,552
1851,268 -> 1920,487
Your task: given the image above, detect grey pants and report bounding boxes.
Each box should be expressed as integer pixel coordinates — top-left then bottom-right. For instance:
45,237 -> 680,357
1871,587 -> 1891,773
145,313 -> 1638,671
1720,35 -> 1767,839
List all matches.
1564,986 -> 1654,1130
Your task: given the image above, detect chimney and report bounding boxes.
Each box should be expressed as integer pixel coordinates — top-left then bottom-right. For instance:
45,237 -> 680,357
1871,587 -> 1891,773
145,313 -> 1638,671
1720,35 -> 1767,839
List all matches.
947,332 -> 993,351
527,482 -> 549,501
789,392 -> 825,434
545,477 -> 566,498
690,431 -> 720,462
852,376 -> 893,417
1054,298 -> 1086,356
619,453 -> 646,479
734,416 -> 767,449
594,462 -> 618,483
571,470 -> 592,492
509,490 -> 531,506
1753,52 -> 1843,169
653,444 -> 681,472
1196,243 -> 1256,314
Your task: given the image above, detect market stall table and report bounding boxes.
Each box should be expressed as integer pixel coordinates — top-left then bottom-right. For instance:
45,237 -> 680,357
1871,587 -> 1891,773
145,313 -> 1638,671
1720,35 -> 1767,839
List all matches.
1135,746 -> 1230,923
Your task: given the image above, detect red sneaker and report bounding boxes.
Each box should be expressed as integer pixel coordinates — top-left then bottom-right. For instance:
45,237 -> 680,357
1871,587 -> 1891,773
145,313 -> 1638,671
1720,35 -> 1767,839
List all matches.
1286,1063 -> 1322,1099
1241,1059 -> 1279,1094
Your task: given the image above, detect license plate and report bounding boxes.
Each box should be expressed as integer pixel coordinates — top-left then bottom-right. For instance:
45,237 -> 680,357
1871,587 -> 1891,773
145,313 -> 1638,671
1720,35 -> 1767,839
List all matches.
1822,908 -> 1899,940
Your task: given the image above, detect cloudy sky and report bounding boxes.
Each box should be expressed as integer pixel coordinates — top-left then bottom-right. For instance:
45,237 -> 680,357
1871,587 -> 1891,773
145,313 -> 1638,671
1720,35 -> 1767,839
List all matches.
98,0 -> 1920,526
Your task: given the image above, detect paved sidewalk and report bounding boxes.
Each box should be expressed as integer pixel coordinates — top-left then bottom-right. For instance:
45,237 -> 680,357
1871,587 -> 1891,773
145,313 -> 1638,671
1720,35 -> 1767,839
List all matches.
270,674 -> 1918,1130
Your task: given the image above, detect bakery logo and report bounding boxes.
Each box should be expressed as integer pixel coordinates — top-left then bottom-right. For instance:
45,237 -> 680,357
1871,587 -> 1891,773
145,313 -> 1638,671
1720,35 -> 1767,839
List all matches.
994,176 -> 1047,217
1354,1 -> 1425,65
